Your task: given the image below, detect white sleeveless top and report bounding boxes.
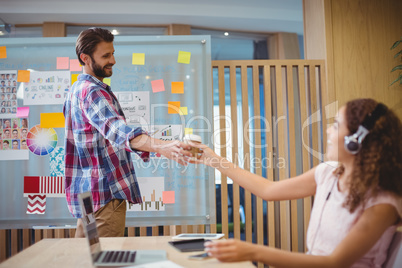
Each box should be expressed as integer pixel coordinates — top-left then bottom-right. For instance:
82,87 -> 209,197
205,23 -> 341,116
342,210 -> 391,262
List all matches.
307,161 -> 402,268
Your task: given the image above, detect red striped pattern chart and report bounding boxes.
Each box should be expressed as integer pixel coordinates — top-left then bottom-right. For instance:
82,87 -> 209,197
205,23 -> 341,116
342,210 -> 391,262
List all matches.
26,195 -> 46,214
24,176 -> 65,197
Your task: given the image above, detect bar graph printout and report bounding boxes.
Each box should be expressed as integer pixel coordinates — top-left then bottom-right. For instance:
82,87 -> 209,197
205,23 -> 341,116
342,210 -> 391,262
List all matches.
127,177 -> 165,212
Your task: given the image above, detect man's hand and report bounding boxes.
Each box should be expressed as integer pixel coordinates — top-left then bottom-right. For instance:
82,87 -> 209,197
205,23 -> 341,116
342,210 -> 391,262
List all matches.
130,134 -> 193,166
155,139 -> 193,166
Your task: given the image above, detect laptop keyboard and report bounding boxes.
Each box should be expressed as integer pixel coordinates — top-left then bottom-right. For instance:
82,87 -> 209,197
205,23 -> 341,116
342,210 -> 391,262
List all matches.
96,250 -> 137,263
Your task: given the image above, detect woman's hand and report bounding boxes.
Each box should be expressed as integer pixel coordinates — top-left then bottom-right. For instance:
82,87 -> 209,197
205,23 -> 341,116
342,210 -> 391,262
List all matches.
187,142 -> 225,168
204,239 -> 255,262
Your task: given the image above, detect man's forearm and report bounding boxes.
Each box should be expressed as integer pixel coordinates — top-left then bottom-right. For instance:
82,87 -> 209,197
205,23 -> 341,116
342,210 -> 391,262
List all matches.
130,134 -> 163,153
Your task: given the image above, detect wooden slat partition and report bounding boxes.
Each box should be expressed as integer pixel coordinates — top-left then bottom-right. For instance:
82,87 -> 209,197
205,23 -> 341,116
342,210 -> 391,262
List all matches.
1,59 -> 327,264
211,59 -> 327,264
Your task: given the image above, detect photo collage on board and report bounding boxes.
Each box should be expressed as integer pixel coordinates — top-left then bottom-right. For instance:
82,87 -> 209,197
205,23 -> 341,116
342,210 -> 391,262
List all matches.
0,71 -> 18,115
0,118 -> 29,150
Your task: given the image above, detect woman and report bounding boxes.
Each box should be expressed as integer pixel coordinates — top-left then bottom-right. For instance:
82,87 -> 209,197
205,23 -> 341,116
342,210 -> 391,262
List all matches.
191,98 -> 402,268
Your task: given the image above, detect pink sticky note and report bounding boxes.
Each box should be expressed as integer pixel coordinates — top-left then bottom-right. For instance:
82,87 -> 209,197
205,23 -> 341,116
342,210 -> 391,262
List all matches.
16,107 -> 30,118
162,191 -> 175,204
69,59 -> 82,71
57,57 -> 69,69
151,79 -> 165,93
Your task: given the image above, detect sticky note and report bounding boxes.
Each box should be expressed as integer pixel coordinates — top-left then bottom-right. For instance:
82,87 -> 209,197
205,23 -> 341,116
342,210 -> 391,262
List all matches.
16,107 -> 30,118
103,78 -> 111,86
171,81 -> 184,94
168,101 -> 181,114
69,59 -> 82,72
0,46 -> 6,59
177,51 -> 191,64
185,128 -> 193,135
151,79 -> 165,93
132,53 -> 145,65
40,113 -> 65,128
17,70 -> 30,82
71,74 -> 79,85
57,57 -> 69,69
162,191 -> 175,204
179,107 -> 188,115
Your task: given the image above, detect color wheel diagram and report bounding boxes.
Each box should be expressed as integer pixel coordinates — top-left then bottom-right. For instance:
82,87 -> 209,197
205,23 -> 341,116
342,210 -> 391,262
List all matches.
27,125 -> 58,156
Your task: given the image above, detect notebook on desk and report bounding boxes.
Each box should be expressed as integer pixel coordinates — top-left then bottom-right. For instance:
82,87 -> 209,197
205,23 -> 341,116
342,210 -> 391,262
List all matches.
78,192 -> 167,267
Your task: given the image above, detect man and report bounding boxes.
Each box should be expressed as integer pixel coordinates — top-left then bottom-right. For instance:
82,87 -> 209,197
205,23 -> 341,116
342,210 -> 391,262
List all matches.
12,129 -> 19,139
12,140 -> 19,150
21,139 -> 28,150
3,140 -> 9,150
64,28 -> 193,238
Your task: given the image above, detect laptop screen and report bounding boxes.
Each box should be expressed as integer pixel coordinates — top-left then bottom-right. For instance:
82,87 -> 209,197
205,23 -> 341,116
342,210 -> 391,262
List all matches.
78,192 -> 102,260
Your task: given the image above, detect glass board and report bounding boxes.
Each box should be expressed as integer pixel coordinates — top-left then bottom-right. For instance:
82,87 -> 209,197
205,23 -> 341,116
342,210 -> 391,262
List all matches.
0,35 -> 214,229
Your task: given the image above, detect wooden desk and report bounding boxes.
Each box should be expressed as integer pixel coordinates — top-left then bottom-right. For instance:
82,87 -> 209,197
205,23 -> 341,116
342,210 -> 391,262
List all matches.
0,236 -> 255,268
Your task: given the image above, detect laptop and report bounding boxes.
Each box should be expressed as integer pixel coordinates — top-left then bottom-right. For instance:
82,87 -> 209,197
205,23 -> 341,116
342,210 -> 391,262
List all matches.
78,192 -> 167,267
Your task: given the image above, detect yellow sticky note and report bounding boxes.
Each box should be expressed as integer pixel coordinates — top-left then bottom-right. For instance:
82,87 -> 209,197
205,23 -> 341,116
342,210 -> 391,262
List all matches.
132,53 -> 145,65
0,46 -> 7,59
71,74 -> 79,85
17,70 -> 30,82
179,107 -> 188,115
40,113 -> 65,128
168,101 -> 181,114
185,128 -> 193,135
103,78 -> 111,86
171,81 -> 184,94
177,51 -> 191,64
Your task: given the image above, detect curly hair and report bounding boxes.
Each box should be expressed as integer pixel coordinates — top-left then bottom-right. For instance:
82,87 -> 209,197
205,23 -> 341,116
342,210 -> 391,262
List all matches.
335,98 -> 402,213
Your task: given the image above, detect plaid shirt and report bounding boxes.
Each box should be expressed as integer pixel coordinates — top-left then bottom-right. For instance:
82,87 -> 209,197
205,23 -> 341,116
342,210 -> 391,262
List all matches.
63,74 -> 149,218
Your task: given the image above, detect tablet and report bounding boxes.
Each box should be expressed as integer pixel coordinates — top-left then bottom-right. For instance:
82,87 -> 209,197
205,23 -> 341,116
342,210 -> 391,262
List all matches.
171,233 -> 224,241
168,239 -> 208,252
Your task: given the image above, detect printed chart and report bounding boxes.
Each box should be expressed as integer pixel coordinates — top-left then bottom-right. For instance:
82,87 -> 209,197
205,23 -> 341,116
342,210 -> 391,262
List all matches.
27,125 -> 58,156
127,177 -> 165,212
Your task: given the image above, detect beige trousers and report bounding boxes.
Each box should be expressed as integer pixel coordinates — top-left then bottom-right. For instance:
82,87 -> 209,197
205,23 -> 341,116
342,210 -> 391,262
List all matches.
75,199 -> 126,238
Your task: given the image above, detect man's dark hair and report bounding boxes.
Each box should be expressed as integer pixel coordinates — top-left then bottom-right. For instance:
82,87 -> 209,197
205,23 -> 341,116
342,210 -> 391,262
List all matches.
75,28 -> 114,65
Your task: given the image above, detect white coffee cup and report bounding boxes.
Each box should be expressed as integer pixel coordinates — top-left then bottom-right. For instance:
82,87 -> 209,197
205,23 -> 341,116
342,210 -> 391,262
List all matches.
183,134 -> 202,158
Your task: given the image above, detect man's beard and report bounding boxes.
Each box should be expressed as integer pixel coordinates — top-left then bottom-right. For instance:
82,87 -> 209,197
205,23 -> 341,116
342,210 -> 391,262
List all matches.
90,56 -> 113,78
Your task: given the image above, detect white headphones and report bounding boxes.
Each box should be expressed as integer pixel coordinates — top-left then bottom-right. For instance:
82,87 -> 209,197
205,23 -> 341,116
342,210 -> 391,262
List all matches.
344,103 -> 388,154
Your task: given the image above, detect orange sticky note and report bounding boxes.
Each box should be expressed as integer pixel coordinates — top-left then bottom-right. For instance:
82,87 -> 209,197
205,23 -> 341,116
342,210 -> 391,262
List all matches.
151,79 -> 165,93
177,51 -> 191,64
17,70 -> 30,82
40,112 -> 65,128
71,74 -> 79,85
168,101 -> 181,114
69,59 -> 82,71
162,191 -> 175,204
0,46 -> 6,59
132,53 -> 145,65
179,107 -> 188,115
103,78 -> 111,86
57,57 -> 69,69
171,81 -> 184,94
184,128 -> 193,135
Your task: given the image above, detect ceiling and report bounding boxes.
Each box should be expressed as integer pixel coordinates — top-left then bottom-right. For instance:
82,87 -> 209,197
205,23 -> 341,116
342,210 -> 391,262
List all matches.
0,0 -> 304,35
